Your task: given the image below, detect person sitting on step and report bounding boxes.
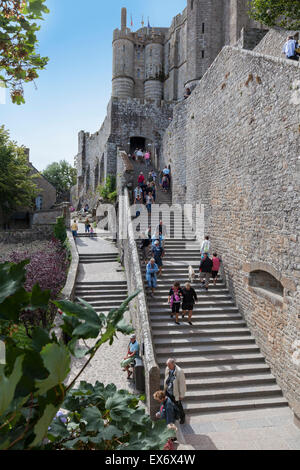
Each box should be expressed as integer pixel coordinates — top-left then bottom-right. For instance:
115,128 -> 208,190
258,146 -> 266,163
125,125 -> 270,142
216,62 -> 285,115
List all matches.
120,334 -> 140,380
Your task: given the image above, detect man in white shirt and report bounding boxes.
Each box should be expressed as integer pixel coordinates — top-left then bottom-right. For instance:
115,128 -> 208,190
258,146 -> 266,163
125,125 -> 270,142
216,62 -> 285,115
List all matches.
282,36 -> 299,61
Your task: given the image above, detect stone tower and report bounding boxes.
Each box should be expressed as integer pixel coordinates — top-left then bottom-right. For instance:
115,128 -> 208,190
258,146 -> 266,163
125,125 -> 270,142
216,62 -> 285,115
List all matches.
112,8 -> 135,99
186,0 -> 226,88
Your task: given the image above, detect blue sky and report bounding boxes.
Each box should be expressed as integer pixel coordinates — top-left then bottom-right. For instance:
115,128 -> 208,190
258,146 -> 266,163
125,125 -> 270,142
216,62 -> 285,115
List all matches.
1,0 -> 186,171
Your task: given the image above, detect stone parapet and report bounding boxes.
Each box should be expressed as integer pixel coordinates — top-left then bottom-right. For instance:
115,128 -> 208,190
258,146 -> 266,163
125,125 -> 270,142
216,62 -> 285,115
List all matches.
118,188 -> 160,418
0,225 -> 54,244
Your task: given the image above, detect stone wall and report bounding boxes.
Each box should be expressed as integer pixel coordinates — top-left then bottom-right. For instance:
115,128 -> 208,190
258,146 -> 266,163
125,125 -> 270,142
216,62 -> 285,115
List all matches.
161,45 -> 300,408
118,189 -> 160,418
254,28 -> 299,59
0,225 -> 55,244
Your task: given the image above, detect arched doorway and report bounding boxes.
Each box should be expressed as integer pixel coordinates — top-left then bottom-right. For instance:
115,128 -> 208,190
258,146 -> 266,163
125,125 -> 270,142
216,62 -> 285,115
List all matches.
130,136 -> 146,154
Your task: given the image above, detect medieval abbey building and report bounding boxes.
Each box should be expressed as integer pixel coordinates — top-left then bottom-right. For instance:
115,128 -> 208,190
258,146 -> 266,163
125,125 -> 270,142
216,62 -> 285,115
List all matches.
73,0 -> 300,424
74,0 -> 264,204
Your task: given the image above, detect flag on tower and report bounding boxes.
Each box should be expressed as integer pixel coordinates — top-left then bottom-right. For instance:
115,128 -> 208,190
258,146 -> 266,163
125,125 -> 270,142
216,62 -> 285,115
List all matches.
147,17 -> 151,28
141,15 -> 144,27
131,14 -> 133,27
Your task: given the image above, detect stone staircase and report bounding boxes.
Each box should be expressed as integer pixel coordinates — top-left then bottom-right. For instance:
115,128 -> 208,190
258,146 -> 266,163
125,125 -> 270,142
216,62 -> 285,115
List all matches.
75,280 -> 128,313
132,160 -> 288,415
79,253 -> 119,264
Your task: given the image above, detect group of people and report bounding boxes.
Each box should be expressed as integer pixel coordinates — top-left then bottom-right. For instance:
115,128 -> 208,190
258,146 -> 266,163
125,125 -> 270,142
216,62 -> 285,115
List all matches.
121,338 -> 187,427
143,228 -> 221,325
130,148 -> 151,167
135,171 -> 157,214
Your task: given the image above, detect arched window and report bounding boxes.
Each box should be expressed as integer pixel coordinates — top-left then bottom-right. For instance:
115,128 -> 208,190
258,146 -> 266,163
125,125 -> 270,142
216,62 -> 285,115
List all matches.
202,22 -> 205,34
137,68 -> 141,78
249,270 -> 284,297
191,0 -> 194,10
137,51 -> 141,60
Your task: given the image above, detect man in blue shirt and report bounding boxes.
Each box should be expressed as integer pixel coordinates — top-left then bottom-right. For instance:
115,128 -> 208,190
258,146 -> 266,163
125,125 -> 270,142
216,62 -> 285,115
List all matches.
282,36 -> 299,61
146,258 -> 159,297
121,334 -> 140,379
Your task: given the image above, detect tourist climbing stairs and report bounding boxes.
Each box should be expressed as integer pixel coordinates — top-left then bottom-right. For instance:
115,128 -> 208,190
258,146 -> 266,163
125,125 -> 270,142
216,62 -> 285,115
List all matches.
132,159 -> 289,415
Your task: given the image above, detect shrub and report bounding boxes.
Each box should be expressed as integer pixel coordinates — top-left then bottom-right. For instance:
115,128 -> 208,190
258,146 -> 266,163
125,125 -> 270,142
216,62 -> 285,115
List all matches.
7,239 -> 68,328
53,216 -> 67,243
97,176 -> 117,202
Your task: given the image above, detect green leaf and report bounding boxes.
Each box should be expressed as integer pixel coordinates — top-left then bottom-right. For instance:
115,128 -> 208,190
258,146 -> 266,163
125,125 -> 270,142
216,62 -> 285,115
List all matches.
0,355 -> 24,415
30,284 -> 51,310
54,299 -> 104,339
36,344 -> 70,395
31,404 -> 60,447
81,406 -> 104,433
0,260 -> 28,305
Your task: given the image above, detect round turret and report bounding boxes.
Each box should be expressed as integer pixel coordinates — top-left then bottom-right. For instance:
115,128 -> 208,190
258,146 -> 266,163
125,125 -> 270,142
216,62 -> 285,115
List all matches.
144,42 -> 164,101
112,8 -> 134,99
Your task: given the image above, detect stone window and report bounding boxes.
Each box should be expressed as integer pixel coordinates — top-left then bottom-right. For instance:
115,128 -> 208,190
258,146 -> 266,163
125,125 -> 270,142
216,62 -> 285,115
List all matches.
35,195 -> 43,211
137,51 -> 140,60
94,161 -> 99,189
202,23 -> 205,34
137,68 -> 141,78
202,50 -> 205,58
191,0 -> 194,10
123,45 -> 125,52
249,270 -> 284,306
86,166 -> 90,191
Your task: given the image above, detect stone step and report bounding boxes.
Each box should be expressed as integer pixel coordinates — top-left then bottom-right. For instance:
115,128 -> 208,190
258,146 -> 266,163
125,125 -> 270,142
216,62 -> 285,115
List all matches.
151,320 -> 247,329
85,299 -> 130,307
148,295 -> 233,303
79,258 -> 118,264
184,384 -> 282,402
79,253 -> 119,257
184,374 -> 277,390
165,363 -> 272,379
150,314 -> 243,322
154,335 -> 256,348
75,288 -> 128,294
153,328 -> 251,338
157,353 -> 266,368
75,294 -> 128,302
185,397 -> 289,414
76,281 -> 127,286
149,301 -> 237,310
155,344 -> 260,357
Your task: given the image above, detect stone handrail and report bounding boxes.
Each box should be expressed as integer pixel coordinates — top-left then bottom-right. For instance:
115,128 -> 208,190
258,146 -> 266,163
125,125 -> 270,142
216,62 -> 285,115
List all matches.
119,188 -> 160,418
53,230 -> 79,342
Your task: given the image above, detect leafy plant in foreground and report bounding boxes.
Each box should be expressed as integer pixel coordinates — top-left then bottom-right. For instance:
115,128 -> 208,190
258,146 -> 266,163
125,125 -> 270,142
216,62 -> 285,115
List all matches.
0,261 -> 174,450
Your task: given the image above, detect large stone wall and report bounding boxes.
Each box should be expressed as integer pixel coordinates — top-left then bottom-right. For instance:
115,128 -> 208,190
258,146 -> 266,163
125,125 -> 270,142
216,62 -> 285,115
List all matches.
161,45 -> 300,408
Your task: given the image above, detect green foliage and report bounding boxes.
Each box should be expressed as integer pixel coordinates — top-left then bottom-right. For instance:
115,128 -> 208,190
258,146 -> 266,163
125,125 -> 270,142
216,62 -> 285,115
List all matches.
0,0 -> 49,104
0,126 -> 38,222
97,176 -> 117,202
249,0 -> 300,29
53,216 -> 67,244
42,160 -> 77,201
47,382 -> 174,450
0,261 -> 172,450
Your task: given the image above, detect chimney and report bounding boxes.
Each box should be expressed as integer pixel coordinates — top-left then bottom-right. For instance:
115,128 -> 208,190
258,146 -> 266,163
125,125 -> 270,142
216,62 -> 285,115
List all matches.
24,148 -> 30,163
121,7 -> 127,31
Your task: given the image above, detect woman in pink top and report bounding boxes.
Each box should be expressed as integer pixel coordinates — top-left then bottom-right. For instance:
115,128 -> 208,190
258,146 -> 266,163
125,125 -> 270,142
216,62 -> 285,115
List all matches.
144,152 -> 151,167
212,253 -> 221,286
